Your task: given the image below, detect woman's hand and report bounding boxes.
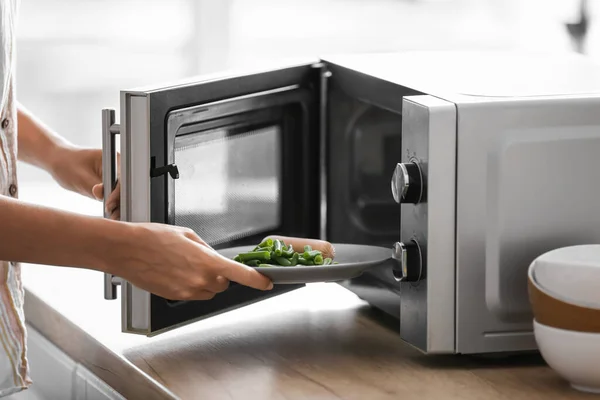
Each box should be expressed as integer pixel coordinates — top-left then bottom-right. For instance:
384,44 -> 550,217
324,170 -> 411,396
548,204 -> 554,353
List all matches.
108,222 -> 274,300
49,145 -> 121,220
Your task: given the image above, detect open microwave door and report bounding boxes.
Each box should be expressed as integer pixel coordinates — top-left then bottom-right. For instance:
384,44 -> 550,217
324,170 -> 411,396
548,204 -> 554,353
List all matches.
102,61 -> 325,335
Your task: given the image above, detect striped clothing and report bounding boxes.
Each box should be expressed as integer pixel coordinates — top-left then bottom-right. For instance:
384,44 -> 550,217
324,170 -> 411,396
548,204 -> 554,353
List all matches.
0,0 -> 31,396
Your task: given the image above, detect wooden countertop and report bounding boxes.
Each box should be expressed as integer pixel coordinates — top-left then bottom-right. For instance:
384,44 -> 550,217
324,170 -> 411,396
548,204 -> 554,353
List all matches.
18,184 -> 594,400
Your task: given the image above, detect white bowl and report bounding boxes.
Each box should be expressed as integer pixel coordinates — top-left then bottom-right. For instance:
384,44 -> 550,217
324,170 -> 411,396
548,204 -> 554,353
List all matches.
534,319 -> 600,393
530,244 -> 600,308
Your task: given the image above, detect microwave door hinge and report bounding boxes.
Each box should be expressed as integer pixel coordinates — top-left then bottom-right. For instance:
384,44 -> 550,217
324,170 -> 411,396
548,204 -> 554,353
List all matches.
150,159 -> 180,179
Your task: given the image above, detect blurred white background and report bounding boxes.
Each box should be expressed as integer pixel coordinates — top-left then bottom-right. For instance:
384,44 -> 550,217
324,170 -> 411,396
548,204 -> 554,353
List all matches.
13,0 -> 599,183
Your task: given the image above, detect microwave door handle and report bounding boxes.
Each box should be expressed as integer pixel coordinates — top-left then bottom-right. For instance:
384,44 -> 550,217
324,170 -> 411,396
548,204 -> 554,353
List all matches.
101,109 -> 122,300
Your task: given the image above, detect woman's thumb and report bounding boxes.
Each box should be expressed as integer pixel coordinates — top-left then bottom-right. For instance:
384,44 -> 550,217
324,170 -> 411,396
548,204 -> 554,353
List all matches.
92,183 -> 104,200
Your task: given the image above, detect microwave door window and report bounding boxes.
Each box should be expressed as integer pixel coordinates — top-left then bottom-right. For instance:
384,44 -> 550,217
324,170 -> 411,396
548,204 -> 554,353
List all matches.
174,126 -> 282,246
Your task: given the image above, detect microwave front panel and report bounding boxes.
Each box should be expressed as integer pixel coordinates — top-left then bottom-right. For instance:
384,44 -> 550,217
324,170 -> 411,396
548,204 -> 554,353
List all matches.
120,63 -> 323,335
400,95 -> 457,354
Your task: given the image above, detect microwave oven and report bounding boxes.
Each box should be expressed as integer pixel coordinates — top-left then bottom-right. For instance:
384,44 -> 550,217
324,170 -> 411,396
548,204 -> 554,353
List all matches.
101,51 -> 600,355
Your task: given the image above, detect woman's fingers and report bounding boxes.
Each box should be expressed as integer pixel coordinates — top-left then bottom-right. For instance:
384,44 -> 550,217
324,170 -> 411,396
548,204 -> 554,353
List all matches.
211,252 -> 273,291
189,290 -> 217,301
92,183 -> 103,200
105,180 -> 121,213
206,275 -> 230,293
109,209 -> 120,220
93,179 -> 121,220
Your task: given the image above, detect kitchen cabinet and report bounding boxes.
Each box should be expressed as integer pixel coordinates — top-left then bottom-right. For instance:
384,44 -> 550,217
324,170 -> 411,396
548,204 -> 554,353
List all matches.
73,365 -> 125,400
6,325 -> 124,400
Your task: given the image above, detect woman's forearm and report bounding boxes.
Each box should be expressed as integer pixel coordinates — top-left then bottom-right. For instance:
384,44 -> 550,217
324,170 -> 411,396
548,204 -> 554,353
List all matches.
17,104 -> 73,172
0,193 -> 128,273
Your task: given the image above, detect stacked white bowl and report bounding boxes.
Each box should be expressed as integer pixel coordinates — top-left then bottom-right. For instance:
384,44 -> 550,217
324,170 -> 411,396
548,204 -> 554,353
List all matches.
528,244 -> 600,394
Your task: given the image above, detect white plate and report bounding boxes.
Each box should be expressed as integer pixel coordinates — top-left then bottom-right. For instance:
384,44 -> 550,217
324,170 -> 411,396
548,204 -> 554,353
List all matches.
219,243 -> 395,284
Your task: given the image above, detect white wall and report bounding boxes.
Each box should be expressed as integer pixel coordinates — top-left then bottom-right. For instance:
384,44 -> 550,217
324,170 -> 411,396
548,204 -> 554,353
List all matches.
14,0 -> 589,182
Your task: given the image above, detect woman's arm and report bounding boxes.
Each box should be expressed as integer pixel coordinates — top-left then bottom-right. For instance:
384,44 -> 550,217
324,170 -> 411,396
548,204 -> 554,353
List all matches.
0,193 -> 272,299
17,104 -> 70,172
17,104 -> 120,218
0,193 -> 122,271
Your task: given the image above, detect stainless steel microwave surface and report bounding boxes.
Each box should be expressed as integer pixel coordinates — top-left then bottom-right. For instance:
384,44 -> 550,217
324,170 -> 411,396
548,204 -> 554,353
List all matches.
101,51 -> 600,355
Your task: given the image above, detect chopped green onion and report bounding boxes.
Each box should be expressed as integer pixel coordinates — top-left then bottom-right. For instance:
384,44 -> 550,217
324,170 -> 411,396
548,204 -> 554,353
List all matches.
303,250 -> 321,260
290,253 -> 299,266
233,240 -> 335,268
273,240 -> 283,256
258,238 -> 274,248
274,256 -> 292,266
245,259 -> 261,267
237,251 -> 271,262
297,256 -> 309,265
282,244 -> 294,257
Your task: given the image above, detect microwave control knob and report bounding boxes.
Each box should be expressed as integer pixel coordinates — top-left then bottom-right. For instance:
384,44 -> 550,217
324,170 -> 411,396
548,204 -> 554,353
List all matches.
392,241 -> 422,282
391,162 -> 422,204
